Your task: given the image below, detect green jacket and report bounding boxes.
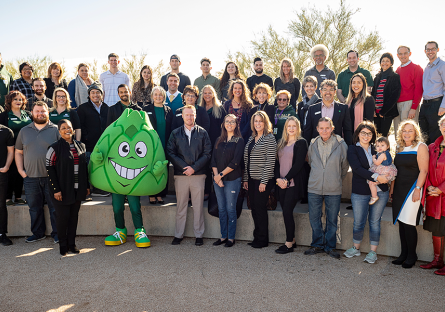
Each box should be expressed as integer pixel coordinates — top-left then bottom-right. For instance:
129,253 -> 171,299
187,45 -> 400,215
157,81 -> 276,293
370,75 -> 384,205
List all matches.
0,65 -> 13,107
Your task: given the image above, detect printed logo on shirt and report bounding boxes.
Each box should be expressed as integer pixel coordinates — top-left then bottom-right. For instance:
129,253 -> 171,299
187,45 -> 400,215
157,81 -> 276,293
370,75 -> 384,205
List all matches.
147,112 -> 152,114
63,114 -> 69,117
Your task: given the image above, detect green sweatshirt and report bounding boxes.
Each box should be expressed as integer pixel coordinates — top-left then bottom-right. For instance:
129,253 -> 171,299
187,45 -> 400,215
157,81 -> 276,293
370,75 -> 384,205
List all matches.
273,105 -> 298,141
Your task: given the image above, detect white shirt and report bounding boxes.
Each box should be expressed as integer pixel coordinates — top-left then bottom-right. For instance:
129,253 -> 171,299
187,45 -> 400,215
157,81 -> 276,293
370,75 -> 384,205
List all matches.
92,102 -> 103,114
184,125 -> 195,144
167,90 -> 179,101
99,70 -> 130,106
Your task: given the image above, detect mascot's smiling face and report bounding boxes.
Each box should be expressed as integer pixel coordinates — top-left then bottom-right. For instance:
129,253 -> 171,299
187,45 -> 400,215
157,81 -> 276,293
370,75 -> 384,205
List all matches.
89,109 -> 168,196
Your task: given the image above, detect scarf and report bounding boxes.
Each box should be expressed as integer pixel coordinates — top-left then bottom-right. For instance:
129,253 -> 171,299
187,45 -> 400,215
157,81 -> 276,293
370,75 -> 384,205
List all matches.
348,97 -> 365,130
75,75 -> 93,107
302,93 -> 320,125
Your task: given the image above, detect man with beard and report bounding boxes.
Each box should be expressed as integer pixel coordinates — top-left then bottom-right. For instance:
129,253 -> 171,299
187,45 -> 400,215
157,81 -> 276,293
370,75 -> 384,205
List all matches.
246,57 -> 273,104
26,78 -> 53,110
303,44 -> 336,98
106,84 -> 141,126
193,57 -> 221,103
77,81 -> 110,197
160,55 -> 191,93
15,101 -> 60,243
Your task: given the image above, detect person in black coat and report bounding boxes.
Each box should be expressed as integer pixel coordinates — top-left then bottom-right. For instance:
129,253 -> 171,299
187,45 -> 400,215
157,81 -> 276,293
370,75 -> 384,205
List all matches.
46,119 -> 89,256
345,121 -> 391,263
142,86 -> 173,204
371,53 -> 401,137
106,84 -> 142,127
171,85 -> 210,132
297,76 -> 322,129
274,117 -> 309,254
303,80 -> 353,145
245,83 -> 275,140
76,82 -> 109,158
345,73 -> 375,130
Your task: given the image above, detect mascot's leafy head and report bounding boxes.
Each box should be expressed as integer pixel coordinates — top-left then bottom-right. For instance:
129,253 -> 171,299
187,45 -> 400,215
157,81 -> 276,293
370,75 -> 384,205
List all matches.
89,109 -> 168,196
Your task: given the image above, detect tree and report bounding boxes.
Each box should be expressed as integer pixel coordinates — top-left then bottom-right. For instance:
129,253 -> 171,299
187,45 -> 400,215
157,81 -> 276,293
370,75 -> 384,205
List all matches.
223,0 -> 383,84
4,55 -> 68,81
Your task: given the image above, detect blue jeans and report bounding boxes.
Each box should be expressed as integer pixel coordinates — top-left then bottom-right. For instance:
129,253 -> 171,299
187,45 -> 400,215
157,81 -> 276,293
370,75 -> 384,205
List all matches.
24,177 -> 57,237
307,193 -> 341,252
351,191 -> 389,246
213,177 -> 241,240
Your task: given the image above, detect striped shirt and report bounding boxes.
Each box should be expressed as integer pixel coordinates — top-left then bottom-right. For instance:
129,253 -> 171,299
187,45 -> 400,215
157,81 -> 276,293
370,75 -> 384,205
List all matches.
243,133 -> 277,184
375,78 -> 387,113
46,144 -> 79,189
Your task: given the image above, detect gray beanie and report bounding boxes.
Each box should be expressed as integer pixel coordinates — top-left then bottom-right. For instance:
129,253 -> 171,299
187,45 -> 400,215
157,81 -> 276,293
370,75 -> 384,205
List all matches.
88,81 -> 103,94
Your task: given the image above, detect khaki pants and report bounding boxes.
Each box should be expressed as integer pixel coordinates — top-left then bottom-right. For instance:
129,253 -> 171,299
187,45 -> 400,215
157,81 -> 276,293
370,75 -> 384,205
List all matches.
174,175 -> 206,238
393,100 -> 419,133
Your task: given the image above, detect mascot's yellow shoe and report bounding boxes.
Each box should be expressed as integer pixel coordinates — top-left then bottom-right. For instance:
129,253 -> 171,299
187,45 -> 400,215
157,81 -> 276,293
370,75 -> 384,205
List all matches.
134,228 -> 151,248
105,227 -> 127,246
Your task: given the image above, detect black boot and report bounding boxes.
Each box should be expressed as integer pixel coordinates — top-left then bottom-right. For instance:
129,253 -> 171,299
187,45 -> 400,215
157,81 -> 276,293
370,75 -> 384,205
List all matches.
392,222 -> 408,265
60,246 -> 68,256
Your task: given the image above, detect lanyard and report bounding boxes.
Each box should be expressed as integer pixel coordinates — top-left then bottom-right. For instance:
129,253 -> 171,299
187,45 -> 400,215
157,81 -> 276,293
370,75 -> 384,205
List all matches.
274,108 -> 284,125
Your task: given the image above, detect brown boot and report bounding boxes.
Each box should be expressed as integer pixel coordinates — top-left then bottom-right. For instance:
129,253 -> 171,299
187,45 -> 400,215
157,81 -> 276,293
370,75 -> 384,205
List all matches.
420,236 -> 445,269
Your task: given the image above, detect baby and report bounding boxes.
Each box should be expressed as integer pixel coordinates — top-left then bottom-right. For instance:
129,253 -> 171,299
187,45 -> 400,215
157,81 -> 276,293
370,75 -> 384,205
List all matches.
369,137 -> 397,205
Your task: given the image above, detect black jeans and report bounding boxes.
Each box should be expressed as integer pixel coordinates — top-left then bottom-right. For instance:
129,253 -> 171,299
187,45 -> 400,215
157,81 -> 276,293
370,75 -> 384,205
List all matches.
374,114 -> 393,137
6,161 -> 23,199
53,199 -> 81,247
419,98 -> 442,145
278,186 -> 299,242
398,220 -> 418,262
248,178 -> 274,245
0,172 -> 8,233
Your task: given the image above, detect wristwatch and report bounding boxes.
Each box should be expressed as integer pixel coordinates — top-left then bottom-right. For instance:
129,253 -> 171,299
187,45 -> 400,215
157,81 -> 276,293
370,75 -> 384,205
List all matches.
415,186 -> 421,190
219,172 -> 224,177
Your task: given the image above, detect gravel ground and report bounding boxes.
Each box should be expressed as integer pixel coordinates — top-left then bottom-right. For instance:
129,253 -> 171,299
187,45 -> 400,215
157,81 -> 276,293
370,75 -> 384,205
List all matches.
1,236 -> 444,312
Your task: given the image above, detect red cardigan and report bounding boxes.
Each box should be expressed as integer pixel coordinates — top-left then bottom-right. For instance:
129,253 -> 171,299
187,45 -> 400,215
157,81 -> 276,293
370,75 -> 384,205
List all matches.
425,136 -> 445,219
396,62 -> 423,110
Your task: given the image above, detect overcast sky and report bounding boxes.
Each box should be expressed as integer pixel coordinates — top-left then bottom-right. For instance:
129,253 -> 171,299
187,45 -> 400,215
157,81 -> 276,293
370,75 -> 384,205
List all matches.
2,0 -> 443,81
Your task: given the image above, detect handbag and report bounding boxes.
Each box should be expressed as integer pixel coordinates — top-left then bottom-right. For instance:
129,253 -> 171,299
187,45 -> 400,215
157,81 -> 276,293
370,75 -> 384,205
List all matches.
208,182 -> 246,219
246,186 -> 277,211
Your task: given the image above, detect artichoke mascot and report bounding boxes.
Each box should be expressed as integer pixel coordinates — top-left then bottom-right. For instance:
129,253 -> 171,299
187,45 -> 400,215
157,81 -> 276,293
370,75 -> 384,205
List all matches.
89,108 -> 168,247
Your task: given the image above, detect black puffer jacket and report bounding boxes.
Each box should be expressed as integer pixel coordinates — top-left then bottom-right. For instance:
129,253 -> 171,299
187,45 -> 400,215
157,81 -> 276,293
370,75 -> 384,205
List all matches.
166,125 -> 212,175
371,68 -> 401,119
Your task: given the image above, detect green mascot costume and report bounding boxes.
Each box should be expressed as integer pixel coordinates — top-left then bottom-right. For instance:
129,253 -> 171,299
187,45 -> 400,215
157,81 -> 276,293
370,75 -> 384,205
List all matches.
89,108 -> 168,247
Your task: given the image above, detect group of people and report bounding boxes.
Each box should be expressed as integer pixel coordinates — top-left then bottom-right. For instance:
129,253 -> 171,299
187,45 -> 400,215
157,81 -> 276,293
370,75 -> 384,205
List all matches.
0,41 -> 444,274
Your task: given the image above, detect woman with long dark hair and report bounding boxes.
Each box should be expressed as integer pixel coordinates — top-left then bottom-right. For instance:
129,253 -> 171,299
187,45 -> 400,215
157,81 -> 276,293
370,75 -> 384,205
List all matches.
132,65 -> 156,106
345,73 -> 375,130
220,62 -> 243,103
275,117 -> 308,254
212,114 -> 244,247
46,119 -> 90,255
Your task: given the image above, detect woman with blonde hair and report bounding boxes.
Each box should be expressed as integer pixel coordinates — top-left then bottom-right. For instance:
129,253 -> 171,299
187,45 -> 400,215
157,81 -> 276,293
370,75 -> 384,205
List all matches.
275,116 -> 309,254
50,88 -> 81,141
273,58 -> 301,108
44,62 -> 68,99
243,110 -> 277,248
390,120 -> 429,268
345,73 -> 375,130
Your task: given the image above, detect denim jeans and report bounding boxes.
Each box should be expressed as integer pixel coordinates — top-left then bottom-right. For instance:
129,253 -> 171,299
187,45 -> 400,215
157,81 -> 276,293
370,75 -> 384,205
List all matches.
351,191 -> 389,246
23,177 -> 57,237
307,192 -> 341,251
213,177 -> 241,240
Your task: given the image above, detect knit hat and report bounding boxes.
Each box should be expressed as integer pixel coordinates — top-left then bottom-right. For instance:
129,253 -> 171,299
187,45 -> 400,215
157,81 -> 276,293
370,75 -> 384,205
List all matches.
88,81 -> 103,94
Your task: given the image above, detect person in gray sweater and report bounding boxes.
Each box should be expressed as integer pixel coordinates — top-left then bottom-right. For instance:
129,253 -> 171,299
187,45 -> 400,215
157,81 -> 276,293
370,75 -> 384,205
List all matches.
304,116 -> 349,259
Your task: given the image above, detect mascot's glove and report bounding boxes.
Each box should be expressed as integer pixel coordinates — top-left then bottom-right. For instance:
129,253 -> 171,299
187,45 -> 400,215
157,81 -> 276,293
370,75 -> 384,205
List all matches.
90,147 -> 104,165
153,160 -> 168,177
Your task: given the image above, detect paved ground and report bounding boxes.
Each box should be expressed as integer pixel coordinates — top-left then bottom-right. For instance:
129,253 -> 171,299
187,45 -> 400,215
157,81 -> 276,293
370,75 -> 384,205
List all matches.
1,236 -> 444,312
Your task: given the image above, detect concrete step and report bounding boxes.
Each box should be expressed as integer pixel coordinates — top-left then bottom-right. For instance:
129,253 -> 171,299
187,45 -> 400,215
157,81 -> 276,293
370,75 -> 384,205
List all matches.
7,194 -> 433,261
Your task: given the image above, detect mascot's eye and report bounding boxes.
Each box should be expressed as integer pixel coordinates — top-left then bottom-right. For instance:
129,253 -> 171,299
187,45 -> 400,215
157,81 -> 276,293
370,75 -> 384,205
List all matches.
119,142 -> 130,157
135,141 -> 147,158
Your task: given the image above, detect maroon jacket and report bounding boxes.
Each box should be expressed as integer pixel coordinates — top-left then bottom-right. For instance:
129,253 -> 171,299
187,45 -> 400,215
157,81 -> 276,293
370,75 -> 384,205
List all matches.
425,136 -> 445,219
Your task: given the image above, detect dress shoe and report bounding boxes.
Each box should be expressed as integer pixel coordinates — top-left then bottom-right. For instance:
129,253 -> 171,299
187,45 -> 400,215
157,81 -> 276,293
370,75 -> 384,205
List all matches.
60,246 -> 68,256
68,245 -> 80,254
224,240 -> 235,247
327,249 -> 341,259
171,237 -> 183,245
0,233 -> 12,246
402,258 -> 417,269
195,238 -> 204,246
251,242 -> 268,248
149,198 -> 157,204
213,238 -> 227,246
304,247 -> 324,255
392,256 -> 407,265
275,244 -> 294,254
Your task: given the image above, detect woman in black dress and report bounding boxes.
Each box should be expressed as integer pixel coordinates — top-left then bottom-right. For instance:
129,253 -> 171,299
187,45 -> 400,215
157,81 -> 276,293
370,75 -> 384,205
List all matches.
390,120 -> 429,268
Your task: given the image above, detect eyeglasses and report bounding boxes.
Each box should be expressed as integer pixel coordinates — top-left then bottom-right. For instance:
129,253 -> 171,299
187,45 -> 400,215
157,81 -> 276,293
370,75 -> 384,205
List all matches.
426,48 -> 437,52
359,131 -> 373,137
22,68 -> 33,72
277,98 -> 288,102
56,95 -> 66,99
225,121 -> 236,125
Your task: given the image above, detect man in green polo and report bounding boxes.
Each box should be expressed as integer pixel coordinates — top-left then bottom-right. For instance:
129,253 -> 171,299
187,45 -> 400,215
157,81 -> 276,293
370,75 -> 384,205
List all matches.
337,50 -> 374,103
0,53 -> 13,108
